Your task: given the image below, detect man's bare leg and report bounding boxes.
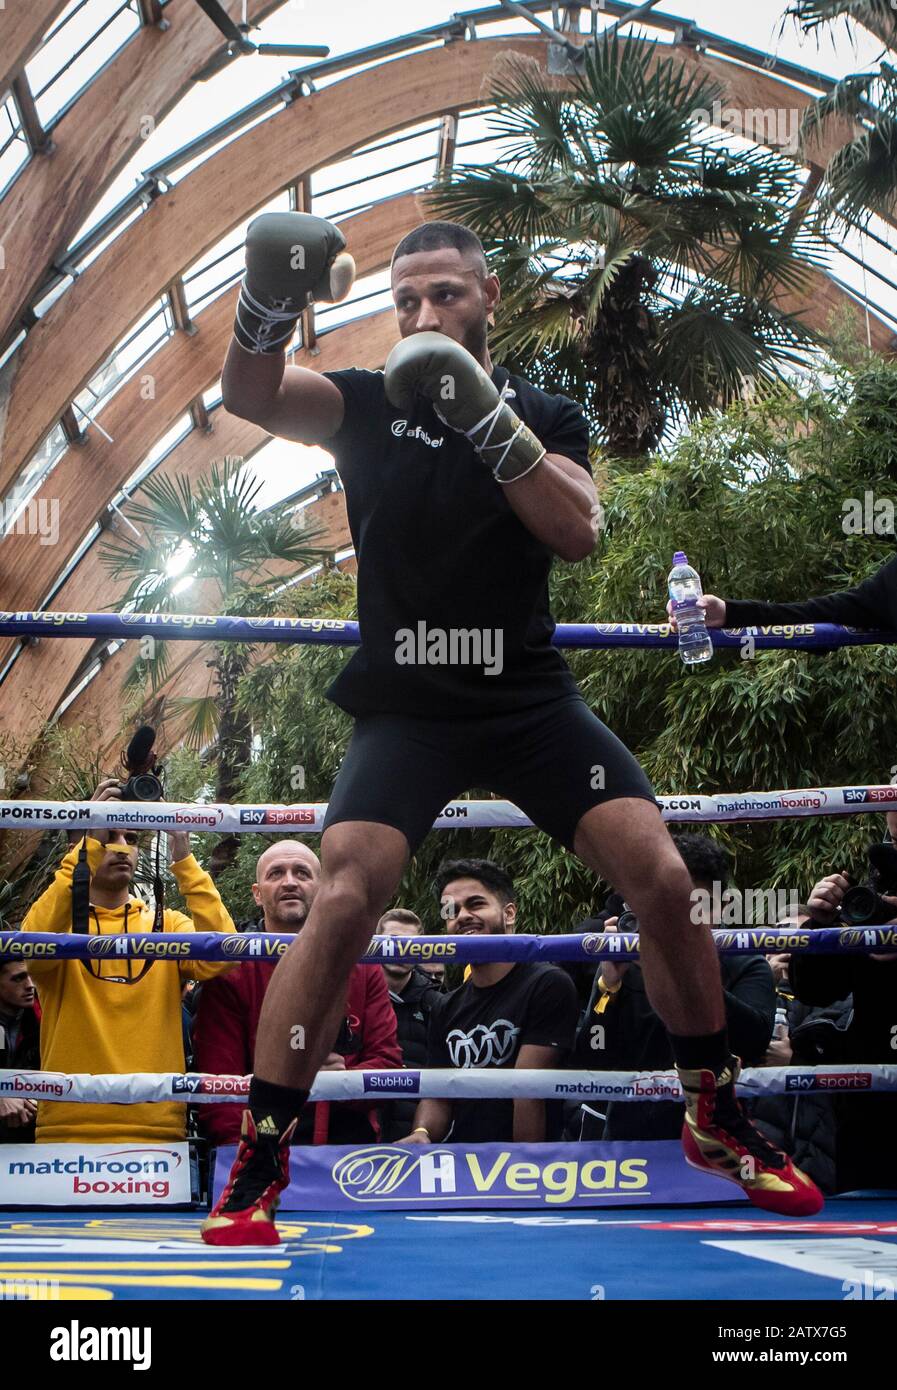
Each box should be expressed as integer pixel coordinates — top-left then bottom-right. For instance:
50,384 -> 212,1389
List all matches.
202,820 -> 410,1245
572,798 -> 822,1215
573,798 -> 724,1034
253,820 -> 410,1088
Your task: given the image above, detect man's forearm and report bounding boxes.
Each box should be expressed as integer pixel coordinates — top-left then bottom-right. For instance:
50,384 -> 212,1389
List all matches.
411,1099 -> 452,1141
512,1098 -> 547,1143
221,338 -> 286,421
501,454 -> 597,562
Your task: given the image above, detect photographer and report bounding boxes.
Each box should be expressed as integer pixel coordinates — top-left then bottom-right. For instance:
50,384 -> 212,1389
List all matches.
749,910 -> 844,1194
20,776 -> 238,1145
786,831 -> 897,1191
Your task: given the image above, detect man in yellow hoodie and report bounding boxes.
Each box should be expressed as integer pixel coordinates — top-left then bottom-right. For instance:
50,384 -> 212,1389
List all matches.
21,777 -> 238,1144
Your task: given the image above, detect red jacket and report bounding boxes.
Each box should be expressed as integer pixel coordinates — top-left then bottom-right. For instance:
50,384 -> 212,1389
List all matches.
192,960 -> 402,1145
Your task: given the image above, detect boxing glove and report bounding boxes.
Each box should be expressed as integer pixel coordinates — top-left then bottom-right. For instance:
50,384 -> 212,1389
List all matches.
384,331 -> 546,483
234,212 -> 356,354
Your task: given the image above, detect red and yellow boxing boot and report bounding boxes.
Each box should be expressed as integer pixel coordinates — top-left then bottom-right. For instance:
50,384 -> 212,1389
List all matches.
679,1057 -> 824,1217
201,1109 -> 296,1247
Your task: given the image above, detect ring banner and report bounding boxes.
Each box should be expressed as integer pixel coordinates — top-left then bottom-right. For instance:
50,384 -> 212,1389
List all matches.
2,922 -> 896,964
2,1065 -> 894,1106
0,610 -> 893,650
0,1142 -> 191,1206
2,784 -> 897,833
211,1139 -> 743,1211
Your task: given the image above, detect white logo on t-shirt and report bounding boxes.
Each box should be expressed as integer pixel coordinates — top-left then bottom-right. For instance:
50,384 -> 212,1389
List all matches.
390,420 -> 444,448
446,1019 -> 520,1068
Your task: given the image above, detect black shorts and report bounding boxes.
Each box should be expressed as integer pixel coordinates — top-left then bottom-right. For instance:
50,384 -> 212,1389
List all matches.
322,695 -> 658,855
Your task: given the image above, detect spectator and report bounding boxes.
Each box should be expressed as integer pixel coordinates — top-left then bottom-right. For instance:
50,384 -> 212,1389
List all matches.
20,777 -> 238,1145
0,958 -> 40,1142
570,833 -> 776,1142
193,841 -> 402,1147
786,852 -> 897,1191
376,908 -> 444,1141
750,912 -> 845,1194
418,960 -> 447,988
668,551 -> 897,634
400,858 -> 579,1146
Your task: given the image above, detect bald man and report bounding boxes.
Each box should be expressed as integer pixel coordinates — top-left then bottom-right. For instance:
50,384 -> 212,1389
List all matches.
193,841 -> 401,1148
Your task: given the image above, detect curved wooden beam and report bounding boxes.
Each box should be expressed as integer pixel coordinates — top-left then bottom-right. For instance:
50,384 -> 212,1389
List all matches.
0,1 -> 289,348
0,189 -> 416,666
0,294 -> 397,698
0,1 -> 69,96
0,33 -> 861,494
57,549 -> 359,767
0,433 -> 352,758
0,411 -> 272,745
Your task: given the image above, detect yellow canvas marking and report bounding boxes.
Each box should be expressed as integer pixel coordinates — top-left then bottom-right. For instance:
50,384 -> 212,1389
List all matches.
0,1260 -> 290,1271
0,1270 -> 283,1290
2,1217 -> 373,1249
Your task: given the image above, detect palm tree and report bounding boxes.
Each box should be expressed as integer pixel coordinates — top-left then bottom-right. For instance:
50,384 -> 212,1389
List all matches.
789,2 -> 897,230
788,1 -> 897,48
101,457 -> 328,877
427,32 -> 828,458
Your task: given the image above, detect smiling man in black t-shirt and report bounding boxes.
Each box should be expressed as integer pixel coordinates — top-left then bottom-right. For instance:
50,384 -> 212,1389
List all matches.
205,213 -> 822,1245
399,859 -> 579,1146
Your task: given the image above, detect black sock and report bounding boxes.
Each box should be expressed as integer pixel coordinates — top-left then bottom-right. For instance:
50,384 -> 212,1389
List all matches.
669,1028 -> 730,1075
248,1076 -> 309,1136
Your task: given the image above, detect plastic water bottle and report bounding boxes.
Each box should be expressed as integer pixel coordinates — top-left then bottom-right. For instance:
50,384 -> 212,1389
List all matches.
668,552 -> 713,666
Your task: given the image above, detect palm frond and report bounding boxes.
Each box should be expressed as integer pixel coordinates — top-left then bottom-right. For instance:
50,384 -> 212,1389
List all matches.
164,695 -> 220,751
484,53 -> 584,178
490,283 -> 584,363
121,640 -> 173,697
123,472 -> 201,539
426,167 -> 570,245
818,117 -> 897,225
654,292 -> 819,416
787,1 -> 897,42
800,69 -> 880,148
571,30 -> 724,139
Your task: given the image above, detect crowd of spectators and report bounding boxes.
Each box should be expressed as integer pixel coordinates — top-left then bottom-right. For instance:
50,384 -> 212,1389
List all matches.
0,779 -> 895,1196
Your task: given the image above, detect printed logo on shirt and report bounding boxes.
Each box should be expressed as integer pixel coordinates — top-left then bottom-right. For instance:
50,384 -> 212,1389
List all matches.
446,1020 -> 520,1068
390,420 -> 444,448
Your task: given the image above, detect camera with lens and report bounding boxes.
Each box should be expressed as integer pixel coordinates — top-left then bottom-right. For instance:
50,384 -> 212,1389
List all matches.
840,842 -> 897,927
118,725 -> 164,803
616,909 -> 639,933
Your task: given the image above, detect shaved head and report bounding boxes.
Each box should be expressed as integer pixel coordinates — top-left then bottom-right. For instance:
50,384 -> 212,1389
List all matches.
252,840 -> 320,932
255,840 -> 319,881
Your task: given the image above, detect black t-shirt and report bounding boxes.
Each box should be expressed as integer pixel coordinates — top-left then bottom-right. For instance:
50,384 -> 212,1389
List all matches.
426,962 -> 580,1143
321,363 -> 591,717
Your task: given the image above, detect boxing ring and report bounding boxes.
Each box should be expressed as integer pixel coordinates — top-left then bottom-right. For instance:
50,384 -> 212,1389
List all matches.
2,610 -> 897,1304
